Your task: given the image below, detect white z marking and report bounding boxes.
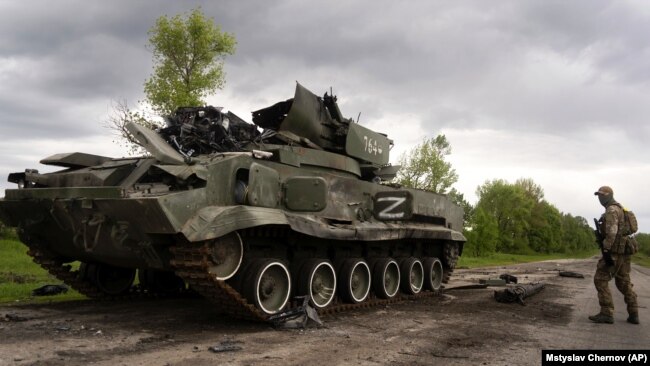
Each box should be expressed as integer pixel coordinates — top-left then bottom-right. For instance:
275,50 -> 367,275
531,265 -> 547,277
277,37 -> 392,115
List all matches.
377,196 -> 406,219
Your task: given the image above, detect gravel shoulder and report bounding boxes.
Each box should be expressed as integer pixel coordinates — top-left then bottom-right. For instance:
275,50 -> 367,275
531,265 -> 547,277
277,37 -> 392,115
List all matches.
1,257 -> 648,366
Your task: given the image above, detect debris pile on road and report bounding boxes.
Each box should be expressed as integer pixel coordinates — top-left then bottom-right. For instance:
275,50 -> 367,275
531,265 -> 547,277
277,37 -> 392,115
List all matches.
499,274 -> 518,284
479,278 -> 506,286
494,282 -> 545,305
2,313 -> 29,322
268,296 -> 322,329
209,340 -> 243,353
31,284 -> 68,296
558,271 -> 584,279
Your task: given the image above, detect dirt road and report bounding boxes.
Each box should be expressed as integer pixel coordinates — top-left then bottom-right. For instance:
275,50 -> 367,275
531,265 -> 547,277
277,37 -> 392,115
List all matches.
1,257 -> 648,366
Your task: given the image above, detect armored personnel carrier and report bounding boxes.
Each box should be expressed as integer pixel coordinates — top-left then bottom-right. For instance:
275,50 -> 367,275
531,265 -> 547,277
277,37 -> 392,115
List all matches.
0,83 -> 465,320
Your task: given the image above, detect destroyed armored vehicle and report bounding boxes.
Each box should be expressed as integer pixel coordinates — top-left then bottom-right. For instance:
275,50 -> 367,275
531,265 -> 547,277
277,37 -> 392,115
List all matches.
0,83 -> 465,320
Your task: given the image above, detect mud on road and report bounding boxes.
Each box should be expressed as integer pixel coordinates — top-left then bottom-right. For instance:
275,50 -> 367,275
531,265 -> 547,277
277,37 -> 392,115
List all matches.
1,258 -> 648,366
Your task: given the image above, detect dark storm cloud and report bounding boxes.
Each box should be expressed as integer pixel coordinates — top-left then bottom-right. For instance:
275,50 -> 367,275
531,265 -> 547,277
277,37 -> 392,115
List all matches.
0,1 -> 162,140
0,2 -> 162,95
2,0 -> 650,129
164,1 -> 650,145
0,1 -> 152,57
513,1 -> 650,82
0,0 -> 648,138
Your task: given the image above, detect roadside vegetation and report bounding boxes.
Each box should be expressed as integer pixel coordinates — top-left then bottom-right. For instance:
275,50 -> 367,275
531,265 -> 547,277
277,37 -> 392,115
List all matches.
0,233 -> 84,304
398,137 -> 648,263
633,233 -> 650,267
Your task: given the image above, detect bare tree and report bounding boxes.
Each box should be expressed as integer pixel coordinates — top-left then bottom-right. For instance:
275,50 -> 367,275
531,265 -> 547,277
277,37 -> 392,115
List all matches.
104,100 -> 162,155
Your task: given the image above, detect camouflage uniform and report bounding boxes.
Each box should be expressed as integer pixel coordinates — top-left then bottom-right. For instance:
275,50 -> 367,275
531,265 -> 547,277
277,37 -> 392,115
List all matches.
593,188 -> 638,321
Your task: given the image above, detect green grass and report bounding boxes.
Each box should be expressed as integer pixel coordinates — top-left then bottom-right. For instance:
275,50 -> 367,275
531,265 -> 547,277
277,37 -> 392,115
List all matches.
457,251 -> 599,269
0,239 -> 86,304
632,253 -> 650,268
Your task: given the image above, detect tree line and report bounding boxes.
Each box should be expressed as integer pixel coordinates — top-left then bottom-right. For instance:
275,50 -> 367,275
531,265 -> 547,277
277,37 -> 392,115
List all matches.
396,135 -> 646,257
463,178 -> 595,256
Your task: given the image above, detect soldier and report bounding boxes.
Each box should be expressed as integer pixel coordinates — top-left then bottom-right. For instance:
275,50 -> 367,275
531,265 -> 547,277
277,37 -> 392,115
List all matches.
589,186 -> 639,324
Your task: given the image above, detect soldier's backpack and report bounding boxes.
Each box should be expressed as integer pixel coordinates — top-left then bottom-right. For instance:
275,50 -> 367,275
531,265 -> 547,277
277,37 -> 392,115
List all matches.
617,205 -> 639,255
613,203 -> 638,236
621,207 -> 638,236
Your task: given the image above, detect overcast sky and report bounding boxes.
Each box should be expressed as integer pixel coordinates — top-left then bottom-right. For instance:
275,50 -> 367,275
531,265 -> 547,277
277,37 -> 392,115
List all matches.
0,0 -> 648,232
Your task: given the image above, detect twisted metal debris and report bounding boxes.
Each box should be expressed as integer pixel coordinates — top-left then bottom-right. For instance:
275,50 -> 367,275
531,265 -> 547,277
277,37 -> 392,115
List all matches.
494,283 -> 545,305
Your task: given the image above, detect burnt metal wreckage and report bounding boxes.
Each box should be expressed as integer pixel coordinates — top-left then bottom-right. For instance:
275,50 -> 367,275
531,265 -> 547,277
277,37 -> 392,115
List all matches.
499,273 -> 518,284
494,283 -> 545,305
0,83 -> 466,322
268,295 -> 322,329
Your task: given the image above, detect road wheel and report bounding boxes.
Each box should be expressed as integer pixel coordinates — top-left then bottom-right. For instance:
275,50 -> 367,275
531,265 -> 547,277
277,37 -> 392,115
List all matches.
338,258 -> 371,303
243,259 -> 291,315
423,257 -> 443,291
371,258 -> 400,299
91,263 -> 135,295
399,257 -> 424,295
206,232 -> 243,280
297,259 -> 336,308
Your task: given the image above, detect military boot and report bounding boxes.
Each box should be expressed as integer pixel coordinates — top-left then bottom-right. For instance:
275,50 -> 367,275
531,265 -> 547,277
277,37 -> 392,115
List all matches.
627,313 -> 639,324
588,313 -> 614,324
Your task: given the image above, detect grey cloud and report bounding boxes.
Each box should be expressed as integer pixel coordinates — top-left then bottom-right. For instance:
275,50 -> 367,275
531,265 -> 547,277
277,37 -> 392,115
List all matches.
504,2 -> 650,86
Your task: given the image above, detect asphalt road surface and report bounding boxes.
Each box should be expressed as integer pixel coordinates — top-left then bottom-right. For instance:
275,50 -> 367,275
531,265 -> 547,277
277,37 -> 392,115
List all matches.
1,257 -> 648,365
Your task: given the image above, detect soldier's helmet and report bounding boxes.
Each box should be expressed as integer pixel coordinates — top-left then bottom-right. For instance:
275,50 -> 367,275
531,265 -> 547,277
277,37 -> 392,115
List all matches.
594,186 -> 613,196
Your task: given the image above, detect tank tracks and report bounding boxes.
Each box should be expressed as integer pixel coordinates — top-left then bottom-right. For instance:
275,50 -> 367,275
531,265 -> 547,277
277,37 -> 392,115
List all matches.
27,245 -> 189,301
170,243 -> 267,321
169,238 -> 458,322
25,236 -> 458,322
29,247 -> 105,299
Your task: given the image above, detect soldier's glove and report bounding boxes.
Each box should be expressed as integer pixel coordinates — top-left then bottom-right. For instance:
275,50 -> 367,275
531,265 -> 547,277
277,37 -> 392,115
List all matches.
603,250 -> 615,267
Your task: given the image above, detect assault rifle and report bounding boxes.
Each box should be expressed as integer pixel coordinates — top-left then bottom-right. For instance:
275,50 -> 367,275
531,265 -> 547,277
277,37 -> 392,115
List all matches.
593,218 -> 615,266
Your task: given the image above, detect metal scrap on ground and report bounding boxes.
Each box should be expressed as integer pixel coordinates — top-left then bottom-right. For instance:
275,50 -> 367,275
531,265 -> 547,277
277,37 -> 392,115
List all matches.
558,271 -> 584,279
494,283 -> 545,305
3,313 -> 29,322
499,274 -> 518,284
208,340 -> 243,353
445,283 -> 489,291
268,296 -> 323,329
479,278 -> 507,286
